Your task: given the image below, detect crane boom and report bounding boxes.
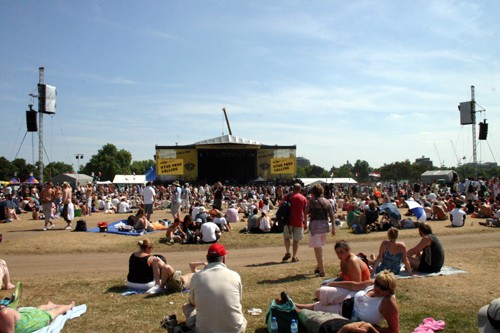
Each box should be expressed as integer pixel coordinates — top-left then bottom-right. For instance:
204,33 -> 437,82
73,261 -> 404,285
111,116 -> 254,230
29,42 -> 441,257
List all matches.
222,107 -> 232,135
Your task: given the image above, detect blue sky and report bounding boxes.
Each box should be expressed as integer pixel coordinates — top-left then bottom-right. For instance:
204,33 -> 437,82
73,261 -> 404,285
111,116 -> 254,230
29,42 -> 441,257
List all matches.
1,0 -> 499,172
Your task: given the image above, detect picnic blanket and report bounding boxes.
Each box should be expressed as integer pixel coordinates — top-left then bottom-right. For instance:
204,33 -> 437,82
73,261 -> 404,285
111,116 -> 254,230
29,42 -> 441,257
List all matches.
396,265 -> 467,279
30,304 -> 87,333
87,220 -> 163,236
321,266 -> 466,285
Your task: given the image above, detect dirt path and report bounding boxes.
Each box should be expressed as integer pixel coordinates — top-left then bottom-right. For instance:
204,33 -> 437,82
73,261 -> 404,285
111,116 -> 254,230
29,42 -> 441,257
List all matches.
4,232 -> 499,277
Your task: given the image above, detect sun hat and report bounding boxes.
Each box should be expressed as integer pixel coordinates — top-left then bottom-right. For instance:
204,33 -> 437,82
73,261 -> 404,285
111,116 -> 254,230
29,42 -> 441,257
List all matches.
478,298 -> 500,333
207,243 -> 227,256
172,181 -> 180,186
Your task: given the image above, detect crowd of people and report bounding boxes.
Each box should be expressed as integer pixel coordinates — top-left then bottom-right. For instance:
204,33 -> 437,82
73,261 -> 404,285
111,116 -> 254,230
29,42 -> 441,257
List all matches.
1,176 -> 499,332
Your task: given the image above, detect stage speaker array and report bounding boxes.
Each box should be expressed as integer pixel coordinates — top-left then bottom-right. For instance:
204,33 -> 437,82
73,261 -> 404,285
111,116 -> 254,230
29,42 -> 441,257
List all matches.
26,110 -> 38,132
479,121 -> 488,140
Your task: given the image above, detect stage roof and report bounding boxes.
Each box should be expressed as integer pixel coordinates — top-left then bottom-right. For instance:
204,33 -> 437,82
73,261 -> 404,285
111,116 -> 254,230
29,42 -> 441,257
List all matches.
195,135 -> 261,146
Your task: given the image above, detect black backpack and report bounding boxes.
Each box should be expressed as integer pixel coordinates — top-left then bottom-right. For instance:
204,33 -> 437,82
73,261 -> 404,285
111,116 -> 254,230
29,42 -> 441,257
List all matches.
74,220 -> 87,232
467,182 -> 475,193
276,194 -> 292,226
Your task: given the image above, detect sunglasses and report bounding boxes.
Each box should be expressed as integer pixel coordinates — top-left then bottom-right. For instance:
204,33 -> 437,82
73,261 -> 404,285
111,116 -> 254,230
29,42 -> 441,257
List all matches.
375,280 -> 389,292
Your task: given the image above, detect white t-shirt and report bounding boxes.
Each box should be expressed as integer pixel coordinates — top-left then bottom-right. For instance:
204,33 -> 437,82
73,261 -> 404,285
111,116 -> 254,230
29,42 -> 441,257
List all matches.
143,186 -> 156,205
118,201 -> 130,213
450,208 -> 466,227
200,222 -> 220,242
259,217 -> 271,232
214,217 -> 228,229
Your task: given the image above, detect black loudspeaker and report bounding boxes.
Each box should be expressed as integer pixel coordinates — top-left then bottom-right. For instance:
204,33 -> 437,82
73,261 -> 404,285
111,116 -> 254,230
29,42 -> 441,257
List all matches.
26,110 -> 38,132
479,121 -> 488,140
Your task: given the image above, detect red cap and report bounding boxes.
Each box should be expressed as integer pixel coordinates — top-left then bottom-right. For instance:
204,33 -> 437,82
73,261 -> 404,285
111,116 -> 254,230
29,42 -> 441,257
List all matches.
207,243 -> 227,256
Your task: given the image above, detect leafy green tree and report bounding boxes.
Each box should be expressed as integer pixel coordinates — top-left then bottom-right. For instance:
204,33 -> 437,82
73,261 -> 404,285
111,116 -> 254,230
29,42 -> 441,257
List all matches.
296,165 -> 330,178
378,160 -> 413,182
0,157 -> 15,180
352,160 -> 372,182
44,162 -> 74,180
81,144 -> 132,181
130,160 -> 155,175
11,158 -> 38,181
332,164 -> 353,178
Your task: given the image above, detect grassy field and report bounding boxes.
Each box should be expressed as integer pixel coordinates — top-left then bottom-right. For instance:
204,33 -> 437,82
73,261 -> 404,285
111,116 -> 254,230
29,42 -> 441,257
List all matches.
1,208 -> 499,332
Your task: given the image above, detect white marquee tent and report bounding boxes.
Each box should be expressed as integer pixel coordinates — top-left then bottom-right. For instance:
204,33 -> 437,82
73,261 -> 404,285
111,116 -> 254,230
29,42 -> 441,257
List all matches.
299,178 -> 357,187
112,175 -> 146,184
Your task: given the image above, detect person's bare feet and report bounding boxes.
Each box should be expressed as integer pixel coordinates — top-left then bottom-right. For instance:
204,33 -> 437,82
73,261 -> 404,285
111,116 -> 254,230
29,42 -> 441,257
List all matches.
2,283 -> 15,290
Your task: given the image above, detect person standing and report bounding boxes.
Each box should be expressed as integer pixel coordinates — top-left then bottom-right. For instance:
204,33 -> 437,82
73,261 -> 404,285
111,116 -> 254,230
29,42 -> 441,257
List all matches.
182,244 -> 247,333
213,181 -> 223,210
181,183 -> 191,214
171,181 -> 182,220
142,181 -> 156,221
304,184 -> 336,277
85,182 -> 93,216
61,182 -> 74,230
40,181 -> 55,231
281,183 -> 308,263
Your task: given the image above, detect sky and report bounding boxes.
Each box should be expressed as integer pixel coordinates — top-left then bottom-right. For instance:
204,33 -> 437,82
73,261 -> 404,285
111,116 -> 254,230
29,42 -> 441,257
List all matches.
1,0 -> 499,173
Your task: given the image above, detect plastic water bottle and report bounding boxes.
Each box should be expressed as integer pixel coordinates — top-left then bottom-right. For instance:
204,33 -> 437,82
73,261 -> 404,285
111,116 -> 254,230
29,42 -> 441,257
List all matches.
270,316 -> 278,333
290,319 -> 298,333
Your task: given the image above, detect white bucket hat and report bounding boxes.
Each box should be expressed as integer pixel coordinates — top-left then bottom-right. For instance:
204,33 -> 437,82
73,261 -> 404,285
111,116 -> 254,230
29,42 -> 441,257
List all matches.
478,298 -> 500,333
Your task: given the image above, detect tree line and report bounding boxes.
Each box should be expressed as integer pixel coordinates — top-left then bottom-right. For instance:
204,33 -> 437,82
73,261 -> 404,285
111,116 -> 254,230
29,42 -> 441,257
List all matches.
1,143 -> 497,183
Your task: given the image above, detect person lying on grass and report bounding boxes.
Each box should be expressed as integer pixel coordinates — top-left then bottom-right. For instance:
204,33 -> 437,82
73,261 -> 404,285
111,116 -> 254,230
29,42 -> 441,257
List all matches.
0,300 -> 75,333
295,270 -> 399,333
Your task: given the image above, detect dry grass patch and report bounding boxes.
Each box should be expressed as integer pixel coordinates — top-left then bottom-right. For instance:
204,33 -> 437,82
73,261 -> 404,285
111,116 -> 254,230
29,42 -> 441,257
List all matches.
1,208 -> 499,332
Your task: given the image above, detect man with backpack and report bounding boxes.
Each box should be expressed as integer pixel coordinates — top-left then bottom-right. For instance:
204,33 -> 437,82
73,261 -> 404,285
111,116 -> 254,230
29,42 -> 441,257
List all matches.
280,183 -> 307,263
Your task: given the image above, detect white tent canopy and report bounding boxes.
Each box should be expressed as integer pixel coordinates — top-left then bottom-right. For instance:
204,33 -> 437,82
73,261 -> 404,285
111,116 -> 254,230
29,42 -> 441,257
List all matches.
299,178 -> 357,186
113,175 -> 146,184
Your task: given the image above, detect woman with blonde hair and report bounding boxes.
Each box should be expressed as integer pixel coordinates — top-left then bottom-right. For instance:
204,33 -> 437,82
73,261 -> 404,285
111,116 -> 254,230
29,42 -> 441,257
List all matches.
304,184 -> 336,277
370,227 -> 412,275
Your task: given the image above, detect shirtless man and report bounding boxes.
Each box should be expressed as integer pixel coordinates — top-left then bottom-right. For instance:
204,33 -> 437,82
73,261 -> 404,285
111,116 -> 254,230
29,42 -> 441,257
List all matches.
85,182 -> 93,216
40,181 -> 55,230
61,182 -> 74,230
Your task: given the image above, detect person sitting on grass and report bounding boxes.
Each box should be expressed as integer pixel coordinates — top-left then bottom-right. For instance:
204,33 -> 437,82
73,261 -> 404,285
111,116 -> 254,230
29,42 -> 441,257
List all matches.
258,211 -> 272,233
199,216 -> 221,244
450,202 -> 466,227
214,211 -> 231,232
133,208 -> 154,232
165,218 -> 186,244
0,300 -> 76,333
246,208 -> 260,233
333,240 -> 371,282
407,223 -> 444,273
369,228 -> 412,276
0,259 -> 15,290
295,270 -> 399,333
126,238 -> 192,294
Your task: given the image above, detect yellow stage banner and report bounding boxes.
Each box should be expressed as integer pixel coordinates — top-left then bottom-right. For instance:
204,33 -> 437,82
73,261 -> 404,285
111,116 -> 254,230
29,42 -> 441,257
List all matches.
157,158 -> 184,175
271,158 -> 295,174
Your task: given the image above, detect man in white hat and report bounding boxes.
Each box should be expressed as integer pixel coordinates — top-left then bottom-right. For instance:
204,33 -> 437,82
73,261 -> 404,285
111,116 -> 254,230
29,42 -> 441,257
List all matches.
478,298 -> 500,333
